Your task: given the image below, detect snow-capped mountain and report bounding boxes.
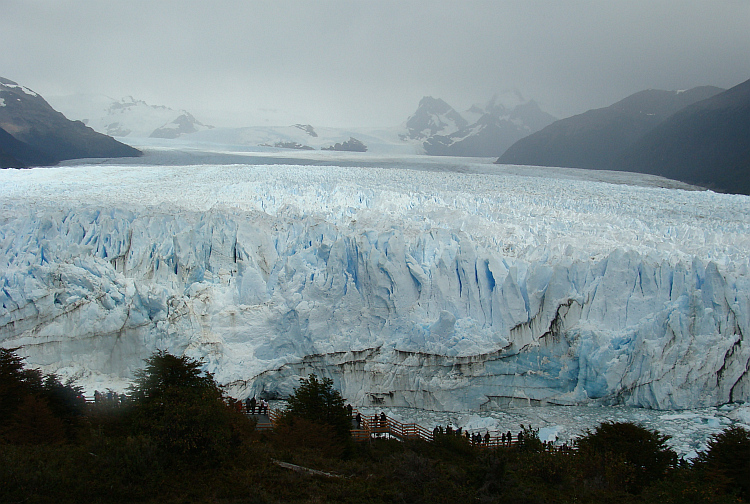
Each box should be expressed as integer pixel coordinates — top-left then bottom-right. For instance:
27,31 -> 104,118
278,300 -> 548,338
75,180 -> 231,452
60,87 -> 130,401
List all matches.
403,96 -> 468,141
1,149 -> 748,412
404,94 -> 556,157
0,77 -> 141,167
47,94 -> 212,139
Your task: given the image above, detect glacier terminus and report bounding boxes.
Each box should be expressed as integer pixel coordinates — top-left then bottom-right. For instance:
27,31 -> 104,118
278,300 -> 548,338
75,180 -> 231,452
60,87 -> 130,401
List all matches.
1,150 -> 749,413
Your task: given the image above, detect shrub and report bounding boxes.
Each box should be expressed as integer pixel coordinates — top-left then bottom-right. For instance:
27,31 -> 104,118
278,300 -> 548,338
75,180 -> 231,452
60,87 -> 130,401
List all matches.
127,351 -> 252,465
0,348 -> 84,444
283,374 -> 351,439
695,425 -> 750,499
576,421 -> 677,494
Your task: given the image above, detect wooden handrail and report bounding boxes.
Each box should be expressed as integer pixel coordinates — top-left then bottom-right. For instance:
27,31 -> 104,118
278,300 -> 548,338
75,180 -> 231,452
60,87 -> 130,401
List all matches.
244,405 -> 576,452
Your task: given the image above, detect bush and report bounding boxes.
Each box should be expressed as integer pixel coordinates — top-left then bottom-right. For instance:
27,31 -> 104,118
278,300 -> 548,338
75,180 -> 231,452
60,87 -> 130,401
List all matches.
0,348 -> 84,444
695,425 -> 750,499
127,351 -> 252,465
282,374 -> 351,439
576,421 -> 677,494
515,424 -> 544,453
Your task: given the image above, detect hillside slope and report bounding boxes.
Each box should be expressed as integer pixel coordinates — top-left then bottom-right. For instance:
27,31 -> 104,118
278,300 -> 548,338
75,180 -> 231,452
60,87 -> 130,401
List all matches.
498,86 -> 723,169
0,77 -> 141,168
613,78 -> 750,195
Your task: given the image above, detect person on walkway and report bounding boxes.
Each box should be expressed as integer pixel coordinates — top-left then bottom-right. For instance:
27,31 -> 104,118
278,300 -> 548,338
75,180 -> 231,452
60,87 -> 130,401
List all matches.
380,412 -> 386,429
485,432 -> 490,445
346,404 -> 353,417
247,396 -> 256,414
507,431 -> 512,446
355,412 -> 362,428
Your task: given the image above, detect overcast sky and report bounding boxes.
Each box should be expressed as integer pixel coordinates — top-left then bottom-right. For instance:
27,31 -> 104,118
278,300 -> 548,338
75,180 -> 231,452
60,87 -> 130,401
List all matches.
2,0 -> 749,127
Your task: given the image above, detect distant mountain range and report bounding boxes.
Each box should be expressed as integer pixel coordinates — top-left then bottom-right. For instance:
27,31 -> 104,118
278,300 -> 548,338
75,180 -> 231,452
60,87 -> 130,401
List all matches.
47,94 -> 212,139
403,93 -> 557,157
0,77 -> 141,168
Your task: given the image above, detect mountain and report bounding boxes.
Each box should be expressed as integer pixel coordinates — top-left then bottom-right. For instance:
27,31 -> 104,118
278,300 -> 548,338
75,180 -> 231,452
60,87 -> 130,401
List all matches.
612,78 -> 750,195
47,94 -> 212,139
497,86 -> 724,170
150,111 -> 210,139
0,77 -> 141,168
0,125 -> 56,167
405,94 -> 556,157
403,96 -> 468,141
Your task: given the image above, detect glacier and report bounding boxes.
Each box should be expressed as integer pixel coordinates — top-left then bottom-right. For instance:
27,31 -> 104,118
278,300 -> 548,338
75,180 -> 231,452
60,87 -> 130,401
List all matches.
1,151 -> 750,412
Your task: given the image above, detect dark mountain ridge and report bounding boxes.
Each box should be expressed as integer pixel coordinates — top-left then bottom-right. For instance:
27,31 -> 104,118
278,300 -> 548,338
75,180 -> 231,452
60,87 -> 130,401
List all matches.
612,78 -> 750,195
0,77 -> 141,168
497,86 -> 724,170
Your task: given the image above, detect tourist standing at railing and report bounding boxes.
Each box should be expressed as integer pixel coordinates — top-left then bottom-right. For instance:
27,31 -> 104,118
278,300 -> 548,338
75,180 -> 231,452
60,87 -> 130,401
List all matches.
246,396 -> 256,414
355,412 -> 361,428
380,412 -> 386,429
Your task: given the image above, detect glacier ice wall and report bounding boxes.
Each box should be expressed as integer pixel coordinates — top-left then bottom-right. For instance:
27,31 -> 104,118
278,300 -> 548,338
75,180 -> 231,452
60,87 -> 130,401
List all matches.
1,162 -> 750,410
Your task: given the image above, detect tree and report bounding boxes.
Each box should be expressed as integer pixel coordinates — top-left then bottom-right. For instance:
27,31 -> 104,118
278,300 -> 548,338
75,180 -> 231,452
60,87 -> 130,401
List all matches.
127,351 -> 251,465
0,348 -> 84,444
284,374 -> 350,438
695,425 -> 750,499
515,424 -> 544,453
576,421 -> 677,494
0,347 -> 43,418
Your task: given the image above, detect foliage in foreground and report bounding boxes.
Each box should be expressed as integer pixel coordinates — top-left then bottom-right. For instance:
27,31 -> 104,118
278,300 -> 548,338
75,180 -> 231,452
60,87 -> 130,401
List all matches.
126,350 -> 251,465
281,373 -> 351,439
2,348 -> 749,503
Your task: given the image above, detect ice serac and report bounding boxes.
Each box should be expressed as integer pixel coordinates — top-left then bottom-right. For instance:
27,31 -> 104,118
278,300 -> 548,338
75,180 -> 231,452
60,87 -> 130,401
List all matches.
1,164 -> 749,411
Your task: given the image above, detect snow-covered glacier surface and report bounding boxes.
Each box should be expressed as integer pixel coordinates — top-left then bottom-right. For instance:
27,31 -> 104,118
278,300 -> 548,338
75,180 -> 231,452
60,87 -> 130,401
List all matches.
2,150 -> 750,413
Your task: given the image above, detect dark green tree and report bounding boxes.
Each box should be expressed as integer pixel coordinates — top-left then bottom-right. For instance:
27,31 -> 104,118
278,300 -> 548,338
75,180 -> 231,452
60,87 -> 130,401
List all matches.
284,374 -> 350,438
127,351 -> 251,465
0,347 -> 43,418
515,423 -> 544,453
576,421 -> 677,494
695,425 -> 750,499
0,348 -> 84,443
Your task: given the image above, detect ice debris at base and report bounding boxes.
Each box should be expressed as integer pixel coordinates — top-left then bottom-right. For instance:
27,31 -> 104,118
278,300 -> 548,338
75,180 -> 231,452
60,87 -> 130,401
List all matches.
350,402 -> 750,459
1,158 -> 750,413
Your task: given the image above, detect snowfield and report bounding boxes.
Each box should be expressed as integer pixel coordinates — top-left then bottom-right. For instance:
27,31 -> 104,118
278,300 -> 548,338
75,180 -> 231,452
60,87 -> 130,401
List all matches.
2,146 -> 750,434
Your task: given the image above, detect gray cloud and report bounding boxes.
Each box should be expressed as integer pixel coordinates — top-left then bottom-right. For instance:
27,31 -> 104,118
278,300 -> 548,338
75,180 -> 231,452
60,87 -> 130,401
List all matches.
2,0 -> 749,127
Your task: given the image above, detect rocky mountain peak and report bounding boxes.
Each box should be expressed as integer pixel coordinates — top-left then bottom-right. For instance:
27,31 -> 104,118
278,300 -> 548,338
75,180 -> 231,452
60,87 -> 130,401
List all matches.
404,96 -> 468,140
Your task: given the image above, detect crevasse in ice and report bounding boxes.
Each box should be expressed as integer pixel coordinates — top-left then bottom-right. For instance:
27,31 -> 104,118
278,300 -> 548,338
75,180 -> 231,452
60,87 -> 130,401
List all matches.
1,161 -> 749,411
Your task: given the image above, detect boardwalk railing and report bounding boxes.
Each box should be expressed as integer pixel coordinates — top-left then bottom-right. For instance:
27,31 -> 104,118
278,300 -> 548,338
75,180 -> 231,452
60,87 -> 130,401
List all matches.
363,414 -> 434,442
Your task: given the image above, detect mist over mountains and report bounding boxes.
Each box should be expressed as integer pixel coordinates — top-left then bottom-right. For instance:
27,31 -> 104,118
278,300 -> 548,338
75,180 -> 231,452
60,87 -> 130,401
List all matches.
404,93 -> 557,157
3,72 -> 749,196
612,78 -> 750,195
499,78 -> 750,195
0,77 -> 141,168
48,94 -> 213,140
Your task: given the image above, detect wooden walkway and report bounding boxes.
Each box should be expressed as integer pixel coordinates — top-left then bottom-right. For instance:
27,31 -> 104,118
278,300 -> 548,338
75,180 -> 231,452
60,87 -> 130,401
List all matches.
244,407 -> 573,451
83,395 -> 572,451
